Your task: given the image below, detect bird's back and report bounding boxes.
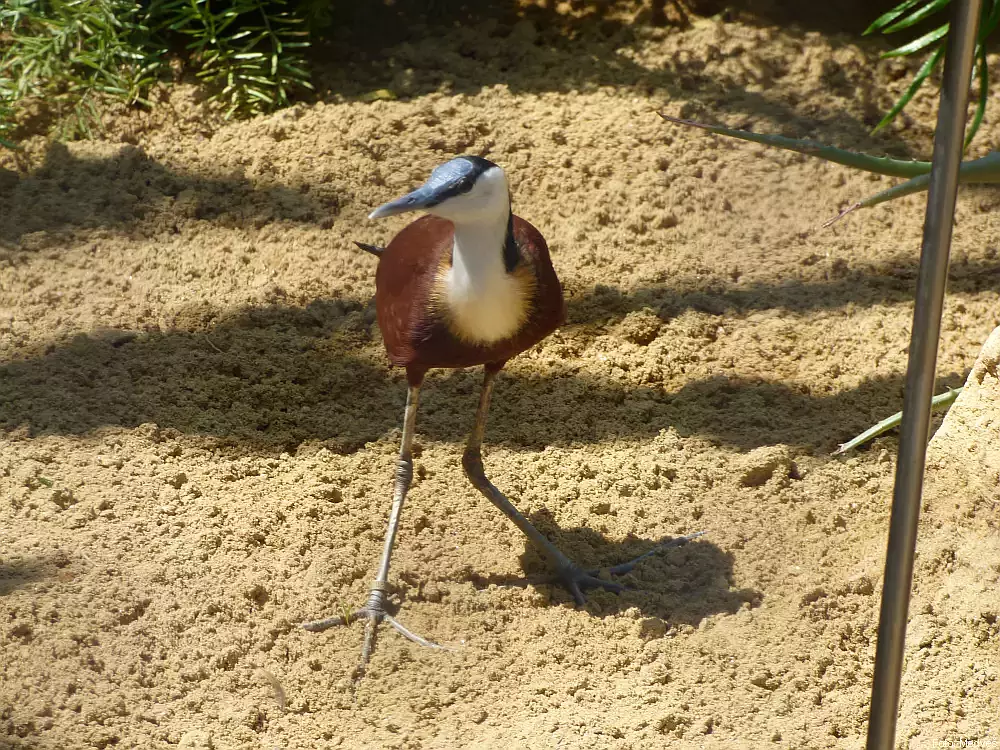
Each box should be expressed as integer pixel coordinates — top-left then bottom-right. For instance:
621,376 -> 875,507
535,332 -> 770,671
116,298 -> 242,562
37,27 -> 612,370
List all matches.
374,215 -> 563,373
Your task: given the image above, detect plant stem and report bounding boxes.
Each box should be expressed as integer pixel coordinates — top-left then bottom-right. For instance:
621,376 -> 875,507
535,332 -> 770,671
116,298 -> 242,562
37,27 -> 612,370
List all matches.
832,386 -> 964,456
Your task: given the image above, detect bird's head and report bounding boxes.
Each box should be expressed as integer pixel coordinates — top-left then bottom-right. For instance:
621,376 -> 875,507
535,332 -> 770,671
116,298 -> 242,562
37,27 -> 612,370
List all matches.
368,155 -> 510,225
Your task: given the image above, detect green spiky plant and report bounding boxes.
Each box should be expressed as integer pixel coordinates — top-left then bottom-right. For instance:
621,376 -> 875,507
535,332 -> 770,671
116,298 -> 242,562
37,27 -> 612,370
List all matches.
159,0 -> 312,120
0,0 -> 162,140
867,0 -> 1000,147
658,115 -> 1000,226
0,0 -> 314,145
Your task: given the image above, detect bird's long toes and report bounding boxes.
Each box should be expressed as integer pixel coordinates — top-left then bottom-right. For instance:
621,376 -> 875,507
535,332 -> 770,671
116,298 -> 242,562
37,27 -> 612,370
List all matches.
600,532 -> 709,578
301,605 -> 382,633
566,577 -> 587,606
386,615 -> 452,651
553,566 -> 625,605
593,576 -> 625,594
577,572 -> 625,595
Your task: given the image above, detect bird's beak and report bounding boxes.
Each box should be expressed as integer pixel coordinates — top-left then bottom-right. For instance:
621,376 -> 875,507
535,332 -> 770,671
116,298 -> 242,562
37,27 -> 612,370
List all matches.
368,183 -> 441,220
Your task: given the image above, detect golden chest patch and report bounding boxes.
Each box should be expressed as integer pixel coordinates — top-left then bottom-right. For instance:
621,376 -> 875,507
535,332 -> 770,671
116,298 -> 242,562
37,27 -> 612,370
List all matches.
430,251 -> 537,345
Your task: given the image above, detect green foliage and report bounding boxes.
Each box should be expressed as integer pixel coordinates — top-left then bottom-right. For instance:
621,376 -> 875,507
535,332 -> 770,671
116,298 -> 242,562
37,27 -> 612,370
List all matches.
294,0 -> 336,32
0,0 -> 161,139
0,0 -> 314,146
0,94 -> 18,149
831,386 -> 963,455
159,0 -> 312,120
866,0 -> 1000,147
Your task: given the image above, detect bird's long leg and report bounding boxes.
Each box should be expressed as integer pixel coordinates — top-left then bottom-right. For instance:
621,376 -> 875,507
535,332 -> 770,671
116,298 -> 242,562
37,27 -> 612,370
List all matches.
462,366 -> 703,606
303,384 -> 447,674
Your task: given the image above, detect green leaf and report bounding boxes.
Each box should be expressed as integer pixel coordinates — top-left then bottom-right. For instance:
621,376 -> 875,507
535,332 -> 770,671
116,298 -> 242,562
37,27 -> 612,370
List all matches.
976,2 -> 1000,46
658,114 -> 933,177
832,386 -> 963,455
828,152 -> 1000,225
965,48 -> 989,148
883,0 -> 951,33
881,23 -> 949,56
658,112 -> 1000,225
872,44 -> 944,134
279,62 -> 310,79
247,88 -> 274,103
864,0 -> 926,34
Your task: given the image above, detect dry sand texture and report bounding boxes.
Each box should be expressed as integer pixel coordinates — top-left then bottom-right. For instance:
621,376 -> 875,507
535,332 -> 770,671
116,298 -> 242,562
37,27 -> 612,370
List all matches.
2,2 -> 999,748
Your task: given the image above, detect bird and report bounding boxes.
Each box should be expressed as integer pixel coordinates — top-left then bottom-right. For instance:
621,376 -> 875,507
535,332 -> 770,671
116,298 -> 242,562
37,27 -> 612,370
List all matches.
303,155 -> 702,673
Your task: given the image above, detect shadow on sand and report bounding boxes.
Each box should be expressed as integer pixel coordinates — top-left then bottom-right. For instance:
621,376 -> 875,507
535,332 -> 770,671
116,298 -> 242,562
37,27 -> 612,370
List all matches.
0,287 -> 969,455
0,142 -> 339,245
314,0 -> 915,154
0,557 -> 55,597
436,514 -> 759,625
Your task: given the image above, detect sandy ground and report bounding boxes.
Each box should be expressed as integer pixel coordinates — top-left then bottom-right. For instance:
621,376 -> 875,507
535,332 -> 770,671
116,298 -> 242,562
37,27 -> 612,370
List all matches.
2,2 -> 999,748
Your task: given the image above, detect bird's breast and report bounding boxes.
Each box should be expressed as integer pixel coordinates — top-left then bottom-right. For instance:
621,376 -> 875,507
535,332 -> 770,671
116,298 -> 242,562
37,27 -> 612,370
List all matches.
437,260 -> 536,344
373,214 -> 561,370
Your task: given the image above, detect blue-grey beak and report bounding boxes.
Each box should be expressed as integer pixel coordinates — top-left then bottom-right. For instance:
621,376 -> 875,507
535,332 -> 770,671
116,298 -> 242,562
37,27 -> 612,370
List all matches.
368,184 -> 441,220
368,156 -> 490,220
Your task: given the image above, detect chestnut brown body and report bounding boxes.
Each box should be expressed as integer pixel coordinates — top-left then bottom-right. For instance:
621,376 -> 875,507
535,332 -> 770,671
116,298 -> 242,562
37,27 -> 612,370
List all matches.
374,215 -> 564,380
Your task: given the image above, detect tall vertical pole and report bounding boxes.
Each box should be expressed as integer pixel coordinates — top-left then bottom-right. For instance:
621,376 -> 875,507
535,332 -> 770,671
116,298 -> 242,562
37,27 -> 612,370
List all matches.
865,1 -> 982,748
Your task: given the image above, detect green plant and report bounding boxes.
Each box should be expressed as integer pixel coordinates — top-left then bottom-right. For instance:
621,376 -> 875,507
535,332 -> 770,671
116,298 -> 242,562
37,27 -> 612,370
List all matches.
0,0 -> 162,139
0,0 -> 313,145
160,0 -> 312,120
832,386 -> 963,455
0,93 -> 18,149
866,0 -> 1000,147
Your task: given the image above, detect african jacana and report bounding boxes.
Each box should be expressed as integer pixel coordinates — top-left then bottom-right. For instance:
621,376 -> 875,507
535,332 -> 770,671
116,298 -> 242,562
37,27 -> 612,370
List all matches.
303,155 -> 700,671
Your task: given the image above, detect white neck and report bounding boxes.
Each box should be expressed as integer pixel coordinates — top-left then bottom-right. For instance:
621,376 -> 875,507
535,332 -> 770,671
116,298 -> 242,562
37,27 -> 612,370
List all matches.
451,210 -> 509,292
444,208 -> 528,343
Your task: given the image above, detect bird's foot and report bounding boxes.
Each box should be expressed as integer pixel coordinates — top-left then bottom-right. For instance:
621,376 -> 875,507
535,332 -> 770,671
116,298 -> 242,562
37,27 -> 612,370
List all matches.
302,583 -> 450,676
551,531 -> 706,606
552,561 -> 624,605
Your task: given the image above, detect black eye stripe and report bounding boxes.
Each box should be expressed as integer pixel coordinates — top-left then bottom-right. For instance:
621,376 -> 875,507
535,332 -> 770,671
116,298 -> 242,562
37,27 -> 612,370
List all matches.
427,175 -> 477,206
421,155 -> 498,207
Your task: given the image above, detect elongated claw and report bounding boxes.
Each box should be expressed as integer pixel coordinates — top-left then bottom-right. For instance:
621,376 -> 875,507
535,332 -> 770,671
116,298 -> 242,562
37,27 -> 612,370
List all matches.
555,564 -> 625,606
596,531 -> 707,577
387,615 -> 451,650
302,609 -> 361,632
303,585 -> 450,677
550,531 -> 707,606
